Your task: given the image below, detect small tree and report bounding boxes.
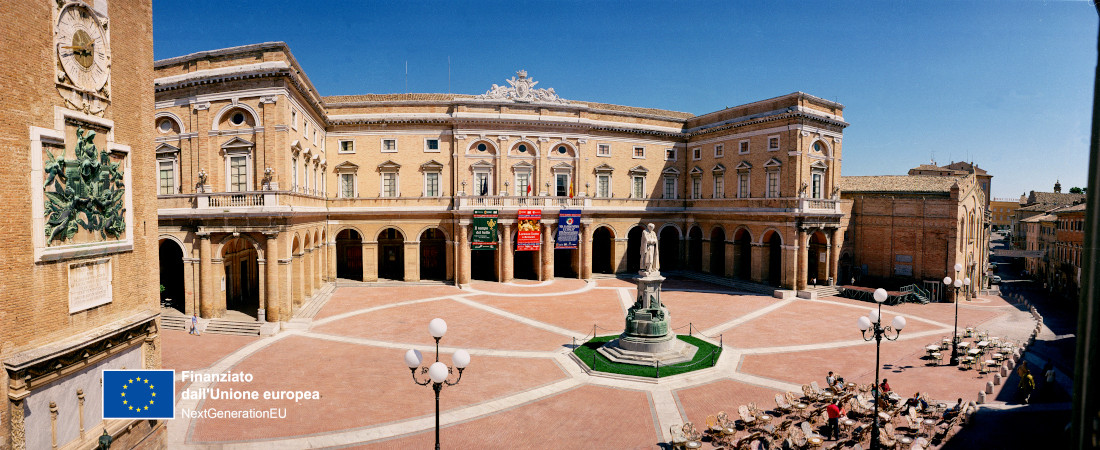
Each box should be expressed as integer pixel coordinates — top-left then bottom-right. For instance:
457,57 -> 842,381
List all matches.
1069,186 -> 1086,194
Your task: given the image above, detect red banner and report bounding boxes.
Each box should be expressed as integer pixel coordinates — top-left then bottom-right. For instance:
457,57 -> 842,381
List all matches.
517,209 -> 541,251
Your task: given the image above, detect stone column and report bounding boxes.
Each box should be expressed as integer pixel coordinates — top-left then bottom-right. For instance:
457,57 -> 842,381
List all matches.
198,232 -> 214,318
796,228 -> 808,290
362,241 -> 377,282
305,247 -> 315,296
784,244 -> 799,291
614,238 -> 628,273
405,241 -> 419,282
829,228 -> 841,285
541,222 -> 554,281
500,223 -> 514,282
724,238 -> 736,278
457,223 -> 470,285
750,243 -> 765,282
580,222 -> 593,280
264,232 -> 281,322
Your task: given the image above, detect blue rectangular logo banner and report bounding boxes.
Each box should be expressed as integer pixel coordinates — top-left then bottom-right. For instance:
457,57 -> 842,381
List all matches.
102,370 -> 175,420
555,210 -> 581,249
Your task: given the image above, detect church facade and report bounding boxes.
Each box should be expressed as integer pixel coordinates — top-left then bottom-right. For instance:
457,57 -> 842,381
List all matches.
153,42 -> 848,323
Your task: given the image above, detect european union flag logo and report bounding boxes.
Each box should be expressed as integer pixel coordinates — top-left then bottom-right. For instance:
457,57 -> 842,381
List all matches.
102,370 -> 174,420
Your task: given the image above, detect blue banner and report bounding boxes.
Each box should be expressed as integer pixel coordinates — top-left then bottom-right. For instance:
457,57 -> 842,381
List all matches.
102,370 -> 175,420
555,210 -> 581,249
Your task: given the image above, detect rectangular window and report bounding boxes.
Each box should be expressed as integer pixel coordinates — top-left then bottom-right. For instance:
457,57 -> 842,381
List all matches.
303,166 -> 309,191
474,172 -> 491,196
556,173 -> 569,197
515,172 -> 530,196
633,146 -> 645,159
692,177 -> 701,199
291,157 -> 298,188
158,161 -> 174,195
303,121 -> 308,137
597,174 -> 610,197
665,148 -> 676,161
714,144 -> 724,158
339,140 -> 355,153
229,156 -> 248,192
632,176 -> 645,198
340,173 -> 355,198
597,144 -> 611,157
692,148 -> 701,160
768,136 -> 780,151
382,172 -> 397,197
424,138 -> 440,152
738,172 -> 749,198
291,110 -> 298,130
812,172 -> 823,199
425,172 -> 440,197
663,176 -> 676,199
313,130 -> 318,146
739,140 -> 749,154
767,170 -> 780,198
713,175 -> 724,198
382,139 -> 397,153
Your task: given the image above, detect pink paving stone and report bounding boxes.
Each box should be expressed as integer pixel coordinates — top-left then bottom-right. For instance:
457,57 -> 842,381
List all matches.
188,335 -> 567,443
675,378 -> 786,427
594,277 -> 638,288
720,300 -> 940,349
469,292 -> 626,335
162,328 -> 258,394
312,298 -> 568,351
350,385 -> 662,450
467,278 -> 589,294
660,291 -> 778,334
314,285 -> 465,319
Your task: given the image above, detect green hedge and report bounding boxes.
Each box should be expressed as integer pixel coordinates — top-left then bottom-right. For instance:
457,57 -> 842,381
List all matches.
573,334 -> 721,378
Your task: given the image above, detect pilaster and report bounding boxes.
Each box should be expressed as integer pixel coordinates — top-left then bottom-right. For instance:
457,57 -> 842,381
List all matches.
198,232 -> 213,318
264,232 -> 281,322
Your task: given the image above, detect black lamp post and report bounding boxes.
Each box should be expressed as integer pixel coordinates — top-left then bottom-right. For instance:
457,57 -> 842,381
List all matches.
857,288 -> 906,450
404,318 -> 471,450
942,263 -> 970,365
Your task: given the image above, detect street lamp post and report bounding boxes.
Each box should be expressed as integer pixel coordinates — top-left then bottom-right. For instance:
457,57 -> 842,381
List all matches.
404,318 -> 471,450
942,263 -> 971,366
857,288 -> 906,450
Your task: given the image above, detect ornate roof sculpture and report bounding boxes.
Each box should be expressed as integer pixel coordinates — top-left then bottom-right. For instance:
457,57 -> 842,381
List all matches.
476,70 -> 569,104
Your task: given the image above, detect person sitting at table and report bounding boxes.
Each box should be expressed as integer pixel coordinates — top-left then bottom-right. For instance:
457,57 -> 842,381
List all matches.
826,371 -> 837,390
942,398 -> 964,420
902,392 -> 928,413
879,379 -> 892,393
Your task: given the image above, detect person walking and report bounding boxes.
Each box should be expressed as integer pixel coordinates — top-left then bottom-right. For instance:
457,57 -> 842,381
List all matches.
1019,370 -> 1036,404
190,313 -> 199,336
1043,363 -> 1056,400
826,399 -> 844,440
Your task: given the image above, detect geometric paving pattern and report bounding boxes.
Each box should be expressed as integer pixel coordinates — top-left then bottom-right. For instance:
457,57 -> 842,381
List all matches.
164,278 -> 1034,449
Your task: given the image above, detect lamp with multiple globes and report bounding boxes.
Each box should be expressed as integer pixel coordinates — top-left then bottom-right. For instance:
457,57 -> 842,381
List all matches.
942,263 -> 971,365
857,288 -> 906,450
404,318 -> 470,450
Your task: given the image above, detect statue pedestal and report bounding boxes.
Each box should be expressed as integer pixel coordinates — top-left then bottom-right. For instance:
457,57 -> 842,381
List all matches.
598,272 -> 698,366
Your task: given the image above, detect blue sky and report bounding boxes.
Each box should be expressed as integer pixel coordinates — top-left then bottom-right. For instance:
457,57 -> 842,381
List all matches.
153,1 -> 1098,199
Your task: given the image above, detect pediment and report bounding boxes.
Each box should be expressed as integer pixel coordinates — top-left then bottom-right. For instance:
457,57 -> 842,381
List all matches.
764,158 -> 783,167
810,160 -> 829,169
662,166 -> 680,174
512,160 -> 535,168
735,161 -> 752,170
421,159 -> 445,171
551,162 -> 574,170
593,163 -> 615,173
377,160 -> 401,171
333,161 -> 359,172
470,159 -> 495,168
221,137 -> 254,149
628,165 -> 649,174
711,163 -> 726,173
689,166 -> 703,174
155,143 -> 180,155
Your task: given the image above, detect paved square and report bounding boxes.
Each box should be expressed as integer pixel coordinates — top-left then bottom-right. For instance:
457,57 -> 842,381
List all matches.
164,278 -> 1036,449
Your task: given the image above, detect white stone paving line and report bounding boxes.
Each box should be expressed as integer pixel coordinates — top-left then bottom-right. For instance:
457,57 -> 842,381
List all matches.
448,295 -> 586,339
737,327 -> 954,355
309,295 -> 453,327
197,378 -> 584,450
170,331 -> 298,447
505,279 -> 553,287
301,330 -> 560,359
799,297 -> 952,329
701,298 -> 795,336
460,279 -> 596,297
650,388 -> 683,442
617,287 -> 635,312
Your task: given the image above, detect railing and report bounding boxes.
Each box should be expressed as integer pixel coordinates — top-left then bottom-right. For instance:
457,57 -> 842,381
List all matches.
208,192 -> 264,207
456,195 -> 593,209
798,197 -> 841,212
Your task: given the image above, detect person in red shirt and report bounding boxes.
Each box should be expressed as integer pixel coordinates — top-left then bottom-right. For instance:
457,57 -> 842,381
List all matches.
826,399 -> 844,440
880,378 -> 891,393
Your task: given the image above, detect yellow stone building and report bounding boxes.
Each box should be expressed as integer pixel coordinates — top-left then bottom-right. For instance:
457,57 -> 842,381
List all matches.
1,2 -> 162,448
154,42 -> 850,324
989,198 -> 1020,231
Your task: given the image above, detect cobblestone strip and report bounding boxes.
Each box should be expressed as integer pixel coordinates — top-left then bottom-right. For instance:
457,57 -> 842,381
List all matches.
448,296 -> 586,339
701,298 -> 795,335
300,330 -> 560,359
170,331 -> 299,447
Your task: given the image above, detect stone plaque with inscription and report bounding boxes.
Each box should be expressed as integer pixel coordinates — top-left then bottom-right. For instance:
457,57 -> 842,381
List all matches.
69,258 -> 112,313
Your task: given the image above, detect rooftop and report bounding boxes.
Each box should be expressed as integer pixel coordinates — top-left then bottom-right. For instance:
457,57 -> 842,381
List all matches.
839,175 -> 961,194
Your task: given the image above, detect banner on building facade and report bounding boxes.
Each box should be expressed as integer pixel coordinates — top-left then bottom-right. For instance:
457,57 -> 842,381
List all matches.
555,210 -> 582,249
472,210 -> 498,250
517,209 -> 541,251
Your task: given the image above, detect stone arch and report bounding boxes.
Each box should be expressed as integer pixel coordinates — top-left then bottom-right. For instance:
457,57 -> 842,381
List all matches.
809,138 -> 833,157
419,227 -> 448,281
377,227 -> 406,280
626,224 -> 644,273
221,236 -> 260,317
733,227 -> 752,280
413,224 -> 451,242
508,138 -> 541,157
336,228 -> 363,281
158,234 -> 187,253
659,225 -> 681,270
658,222 -> 683,238
757,227 -> 784,245
466,139 -> 498,155
158,237 -> 187,313
687,225 -> 704,271
211,102 -> 260,131
215,233 -> 264,259
291,233 -> 303,306
807,230 -> 830,285
710,226 -> 726,276
592,225 -> 616,275
762,229 -> 784,285
548,141 -> 577,158
155,111 -> 185,134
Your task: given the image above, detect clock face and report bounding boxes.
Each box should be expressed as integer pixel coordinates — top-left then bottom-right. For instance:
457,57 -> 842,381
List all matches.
56,4 -> 109,93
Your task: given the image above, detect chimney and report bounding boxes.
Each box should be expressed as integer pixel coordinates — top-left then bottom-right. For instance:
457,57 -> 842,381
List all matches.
1054,180 -> 1062,193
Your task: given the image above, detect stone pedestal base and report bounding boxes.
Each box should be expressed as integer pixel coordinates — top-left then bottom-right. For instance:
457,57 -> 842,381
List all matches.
598,336 -> 698,366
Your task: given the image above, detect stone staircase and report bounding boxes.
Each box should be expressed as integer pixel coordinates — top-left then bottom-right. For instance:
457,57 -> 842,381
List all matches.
666,271 -> 777,296
805,285 -> 841,298
333,279 -> 454,288
161,314 -> 187,331
202,319 -> 263,336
